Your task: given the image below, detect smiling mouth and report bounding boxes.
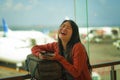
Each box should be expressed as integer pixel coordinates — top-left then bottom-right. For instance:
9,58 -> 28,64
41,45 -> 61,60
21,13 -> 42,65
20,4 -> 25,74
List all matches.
61,32 -> 66,35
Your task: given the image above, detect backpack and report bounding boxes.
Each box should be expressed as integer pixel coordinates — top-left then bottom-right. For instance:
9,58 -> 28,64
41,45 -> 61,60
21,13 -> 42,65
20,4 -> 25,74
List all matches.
25,54 -> 63,80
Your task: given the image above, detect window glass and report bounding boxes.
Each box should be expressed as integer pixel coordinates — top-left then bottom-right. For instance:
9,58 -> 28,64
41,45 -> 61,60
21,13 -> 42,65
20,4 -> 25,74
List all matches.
75,0 -> 120,80
0,0 -> 120,79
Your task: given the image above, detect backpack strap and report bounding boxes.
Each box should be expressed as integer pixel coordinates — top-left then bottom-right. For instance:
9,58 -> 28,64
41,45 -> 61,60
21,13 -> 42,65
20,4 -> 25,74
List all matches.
25,54 -> 40,79
31,62 -> 38,78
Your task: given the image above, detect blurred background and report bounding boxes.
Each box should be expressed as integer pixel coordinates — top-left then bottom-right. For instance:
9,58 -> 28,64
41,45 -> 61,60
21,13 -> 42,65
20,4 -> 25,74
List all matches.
0,0 -> 120,80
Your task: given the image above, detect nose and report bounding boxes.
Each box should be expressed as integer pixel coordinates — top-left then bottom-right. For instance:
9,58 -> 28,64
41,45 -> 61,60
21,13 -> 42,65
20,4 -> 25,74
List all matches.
61,28 -> 67,32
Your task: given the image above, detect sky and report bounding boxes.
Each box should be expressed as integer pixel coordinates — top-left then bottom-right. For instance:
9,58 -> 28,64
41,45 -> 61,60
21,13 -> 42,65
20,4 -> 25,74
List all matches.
0,0 -> 120,27
0,0 -> 74,26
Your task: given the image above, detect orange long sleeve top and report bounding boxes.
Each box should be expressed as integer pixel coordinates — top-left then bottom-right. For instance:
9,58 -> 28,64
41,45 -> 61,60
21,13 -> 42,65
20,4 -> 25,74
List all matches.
31,42 -> 92,80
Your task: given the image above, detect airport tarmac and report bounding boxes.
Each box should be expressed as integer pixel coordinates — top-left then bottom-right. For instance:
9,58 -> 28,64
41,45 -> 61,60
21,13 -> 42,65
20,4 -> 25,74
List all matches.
88,39 -> 120,64
86,38 -> 120,80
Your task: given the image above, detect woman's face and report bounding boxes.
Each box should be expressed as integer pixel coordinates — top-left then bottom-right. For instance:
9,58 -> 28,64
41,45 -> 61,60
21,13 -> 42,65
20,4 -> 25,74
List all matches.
58,21 -> 73,42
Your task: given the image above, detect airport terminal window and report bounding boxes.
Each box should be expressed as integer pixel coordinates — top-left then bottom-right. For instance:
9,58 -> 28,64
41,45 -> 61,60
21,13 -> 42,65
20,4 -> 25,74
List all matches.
0,0 -> 120,79
75,0 -> 120,79
75,0 -> 120,61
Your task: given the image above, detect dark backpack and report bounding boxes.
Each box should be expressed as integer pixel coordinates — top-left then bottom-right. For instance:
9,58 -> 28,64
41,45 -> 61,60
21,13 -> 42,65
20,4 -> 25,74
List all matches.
25,54 -> 62,80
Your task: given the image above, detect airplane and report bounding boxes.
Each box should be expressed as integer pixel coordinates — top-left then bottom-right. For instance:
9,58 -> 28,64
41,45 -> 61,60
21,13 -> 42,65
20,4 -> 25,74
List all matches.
79,27 -> 113,43
0,18 -> 55,70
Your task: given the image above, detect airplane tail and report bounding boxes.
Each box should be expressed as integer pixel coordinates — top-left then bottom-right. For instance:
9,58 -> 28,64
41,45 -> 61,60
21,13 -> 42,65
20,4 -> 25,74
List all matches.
2,18 -> 10,37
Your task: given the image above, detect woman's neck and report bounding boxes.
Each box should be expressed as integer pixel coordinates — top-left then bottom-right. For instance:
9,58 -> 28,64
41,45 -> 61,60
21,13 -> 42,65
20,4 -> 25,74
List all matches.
62,40 -> 68,50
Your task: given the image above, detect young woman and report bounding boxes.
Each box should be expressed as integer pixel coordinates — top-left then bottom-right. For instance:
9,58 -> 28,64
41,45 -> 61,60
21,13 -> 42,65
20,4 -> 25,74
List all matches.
31,20 -> 92,80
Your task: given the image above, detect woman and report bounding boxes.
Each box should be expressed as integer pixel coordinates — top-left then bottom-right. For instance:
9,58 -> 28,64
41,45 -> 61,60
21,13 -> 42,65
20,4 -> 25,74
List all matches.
31,20 -> 92,80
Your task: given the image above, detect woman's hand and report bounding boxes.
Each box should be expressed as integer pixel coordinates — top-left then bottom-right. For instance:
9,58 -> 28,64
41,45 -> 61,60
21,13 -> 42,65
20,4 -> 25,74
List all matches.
38,53 -> 45,59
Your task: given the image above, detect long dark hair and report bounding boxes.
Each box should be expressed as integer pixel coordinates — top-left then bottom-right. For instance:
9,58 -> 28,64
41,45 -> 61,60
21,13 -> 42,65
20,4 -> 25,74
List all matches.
58,20 -> 92,74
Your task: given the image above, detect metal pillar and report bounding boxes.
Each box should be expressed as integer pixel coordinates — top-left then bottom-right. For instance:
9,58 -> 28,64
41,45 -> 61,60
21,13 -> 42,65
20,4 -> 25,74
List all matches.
110,66 -> 116,80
